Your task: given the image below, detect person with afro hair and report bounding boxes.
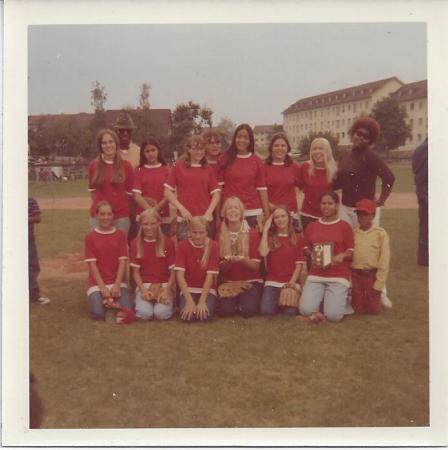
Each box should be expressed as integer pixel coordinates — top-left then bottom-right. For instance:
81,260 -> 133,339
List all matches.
332,117 -> 395,229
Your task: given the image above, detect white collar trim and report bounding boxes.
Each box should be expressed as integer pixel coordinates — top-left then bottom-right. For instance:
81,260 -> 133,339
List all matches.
94,227 -> 117,234
144,238 -> 156,242
318,217 -> 341,225
188,239 -> 205,248
101,155 -> 114,165
144,163 -> 162,169
278,233 -> 289,237
190,163 -> 202,167
237,153 -> 252,159
272,161 -> 285,166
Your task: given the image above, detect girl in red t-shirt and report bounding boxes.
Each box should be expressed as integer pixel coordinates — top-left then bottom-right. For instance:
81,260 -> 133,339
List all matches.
259,205 -> 305,316
164,135 -> 221,241
130,208 -> 176,321
216,196 -> 263,318
132,137 -> 172,236
299,191 -> 354,323
218,124 -> 270,228
88,129 -> 134,237
84,201 -> 133,322
297,137 -> 337,232
264,133 -> 301,230
174,216 -> 219,322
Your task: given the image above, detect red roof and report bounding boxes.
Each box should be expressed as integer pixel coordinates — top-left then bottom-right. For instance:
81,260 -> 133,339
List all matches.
391,80 -> 427,102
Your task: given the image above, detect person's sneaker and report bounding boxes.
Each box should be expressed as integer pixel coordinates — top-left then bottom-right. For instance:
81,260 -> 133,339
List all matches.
33,297 -> 51,305
381,293 -> 393,308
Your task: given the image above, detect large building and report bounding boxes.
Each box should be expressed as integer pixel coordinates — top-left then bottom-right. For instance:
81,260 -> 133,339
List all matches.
282,77 -> 427,153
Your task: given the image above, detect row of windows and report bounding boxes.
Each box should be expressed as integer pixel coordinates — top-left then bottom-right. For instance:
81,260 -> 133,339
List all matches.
406,100 -> 425,111
299,88 -> 375,108
285,117 -> 357,133
285,101 -> 371,122
407,117 -> 428,127
407,134 -> 424,143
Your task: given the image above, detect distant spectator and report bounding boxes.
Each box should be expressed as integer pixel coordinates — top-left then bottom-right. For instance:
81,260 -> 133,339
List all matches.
29,198 -> 51,305
412,137 -> 428,266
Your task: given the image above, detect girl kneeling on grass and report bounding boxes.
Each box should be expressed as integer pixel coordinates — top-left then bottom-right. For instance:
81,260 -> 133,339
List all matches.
259,205 -> 305,316
84,201 -> 134,322
174,217 -> 219,322
299,191 -> 354,323
217,197 -> 263,318
130,208 -> 176,321
351,198 -> 390,315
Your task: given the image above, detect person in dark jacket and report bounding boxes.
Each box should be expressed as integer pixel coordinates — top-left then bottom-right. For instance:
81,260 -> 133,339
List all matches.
412,137 -> 428,266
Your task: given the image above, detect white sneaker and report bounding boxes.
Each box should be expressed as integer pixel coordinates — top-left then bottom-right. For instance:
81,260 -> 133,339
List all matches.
34,297 -> 51,305
381,293 -> 393,308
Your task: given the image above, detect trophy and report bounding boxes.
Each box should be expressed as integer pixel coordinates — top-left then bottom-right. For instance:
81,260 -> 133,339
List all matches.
312,242 -> 334,269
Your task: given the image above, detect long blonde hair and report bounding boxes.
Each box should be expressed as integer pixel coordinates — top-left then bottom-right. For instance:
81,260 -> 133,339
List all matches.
219,196 -> 250,259
136,208 -> 165,258
92,129 -> 125,188
268,205 -> 297,250
308,137 -> 337,183
188,216 -> 211,268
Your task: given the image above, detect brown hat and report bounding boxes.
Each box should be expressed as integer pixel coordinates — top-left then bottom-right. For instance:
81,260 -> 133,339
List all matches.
113,112 -> 136,130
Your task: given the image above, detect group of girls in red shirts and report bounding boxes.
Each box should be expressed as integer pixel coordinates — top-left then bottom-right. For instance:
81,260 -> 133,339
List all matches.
84,120 -> 391,324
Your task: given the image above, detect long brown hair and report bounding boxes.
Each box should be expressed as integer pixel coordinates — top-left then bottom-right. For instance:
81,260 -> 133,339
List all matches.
268,205 -> 297,250
136,208 -> 165,258
219,196 -> 249,258
188,216 -> 211,268
92,129 -> 125,188
265,132 -> 293,166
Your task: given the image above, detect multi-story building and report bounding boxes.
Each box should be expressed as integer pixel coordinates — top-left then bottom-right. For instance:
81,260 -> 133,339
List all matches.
282,77 -> 427,153
253,124 -> 283,153
391,80 -> 428,151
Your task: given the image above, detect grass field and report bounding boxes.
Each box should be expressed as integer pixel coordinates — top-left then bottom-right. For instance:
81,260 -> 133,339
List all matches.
30,208 -> 428,428
28,161 -> 415,199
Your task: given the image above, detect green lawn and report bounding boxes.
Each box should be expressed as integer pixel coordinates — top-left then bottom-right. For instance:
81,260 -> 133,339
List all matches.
30,209 -> 428,428
378,161 -> 415,193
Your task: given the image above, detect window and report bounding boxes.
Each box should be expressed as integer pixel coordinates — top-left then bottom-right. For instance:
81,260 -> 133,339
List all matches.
342,105 -> 345,112
410,119 -> 414,127
409,134 -> 413,142
410,102 -> 414,111
336,132 -> 340,139
418,118 -> 423,126
348,104 -> 351,111
353,103 -> 357,112
419,101 -> 423,109
336,120 -> 340,128
342,132 -> 345,138
342,118 -> 345,125
418,134 -> 422,141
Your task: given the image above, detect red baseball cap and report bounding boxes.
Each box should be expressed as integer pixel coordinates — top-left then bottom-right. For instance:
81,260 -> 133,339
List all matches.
354,198 -> 376,214
115,308 -> 136,325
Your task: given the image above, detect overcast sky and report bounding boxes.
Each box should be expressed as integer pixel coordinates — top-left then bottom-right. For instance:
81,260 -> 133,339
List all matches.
28,23 -> 426,126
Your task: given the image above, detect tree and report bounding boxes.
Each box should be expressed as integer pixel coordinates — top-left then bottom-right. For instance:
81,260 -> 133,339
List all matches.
170,101 -> 214,155
298,131 -> 339,159
138,83 -> 151,110
371,96 -> 411,157
89,81 -> 108,135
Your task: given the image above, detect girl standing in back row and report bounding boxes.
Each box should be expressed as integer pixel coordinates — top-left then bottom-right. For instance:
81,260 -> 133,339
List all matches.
218,124 -> 270,228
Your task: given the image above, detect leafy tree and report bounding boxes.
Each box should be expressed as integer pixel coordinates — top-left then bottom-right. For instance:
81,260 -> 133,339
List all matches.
170,101 -> 214,155
371,96 -> 412,156
138,83 -> 151,110
89,81 -> 108,135
298,130 -> 339,159
217,117 -> 236,136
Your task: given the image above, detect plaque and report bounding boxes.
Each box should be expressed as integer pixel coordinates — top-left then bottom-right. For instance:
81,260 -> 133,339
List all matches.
312,242 -> 334,269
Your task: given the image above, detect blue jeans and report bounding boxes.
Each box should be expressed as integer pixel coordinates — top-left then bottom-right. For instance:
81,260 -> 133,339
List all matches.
299,280 -> 348,322
179,292 -> 217,322
135,288 -> 173,321
260,286 -> 298,316
88,287 -> 132,320
217,282 -> 262,318
29,239 -> 41,302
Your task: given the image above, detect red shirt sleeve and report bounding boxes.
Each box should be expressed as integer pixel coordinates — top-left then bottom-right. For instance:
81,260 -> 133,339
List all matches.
208,168 -> 220,194
129,239 -> 139,266
303,223 -> 312,249
124,161 -> 134,195
175,241 -> 187,270
293,162 -> 301,188
165,237 -> 175,269
88,160 -> 96,191
255,156 -> 267,189
118,230 -> 128,259
133,167 -> 143,193
342,221 -> 355,250
296,162 -> 306,190
295,233 -> 305,263
249,230 -> 261,261
207,240 -> 219,273
165,163 -> 178,191
84,233 -> 96,261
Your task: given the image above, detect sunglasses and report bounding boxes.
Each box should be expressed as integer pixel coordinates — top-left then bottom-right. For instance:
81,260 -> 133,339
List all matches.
354,129 -> 371,140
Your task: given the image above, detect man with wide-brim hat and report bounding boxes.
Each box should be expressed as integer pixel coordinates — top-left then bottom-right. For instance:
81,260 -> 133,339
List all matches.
113,111 -> 140,169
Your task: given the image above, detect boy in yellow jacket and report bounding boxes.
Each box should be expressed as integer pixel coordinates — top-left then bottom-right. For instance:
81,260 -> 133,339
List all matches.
351,198 -> 390,314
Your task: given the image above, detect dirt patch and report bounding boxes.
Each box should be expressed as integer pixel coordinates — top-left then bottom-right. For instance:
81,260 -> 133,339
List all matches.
40,252 -> 86,281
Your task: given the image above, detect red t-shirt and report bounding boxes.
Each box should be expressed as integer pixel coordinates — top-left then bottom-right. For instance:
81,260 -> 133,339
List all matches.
265,234 -> 305,285
218,229 -> 263,282
303,218 -> 354,281
164,161 -> 220,217
264,162 -> 300,212
133,164 -> 170,217
84,228 -> 128,288
129,236 -> 175,283
88,159 -> 134,218
297,162 -> 332,218
218,153 -> 267,213
174,239 -> 219,292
